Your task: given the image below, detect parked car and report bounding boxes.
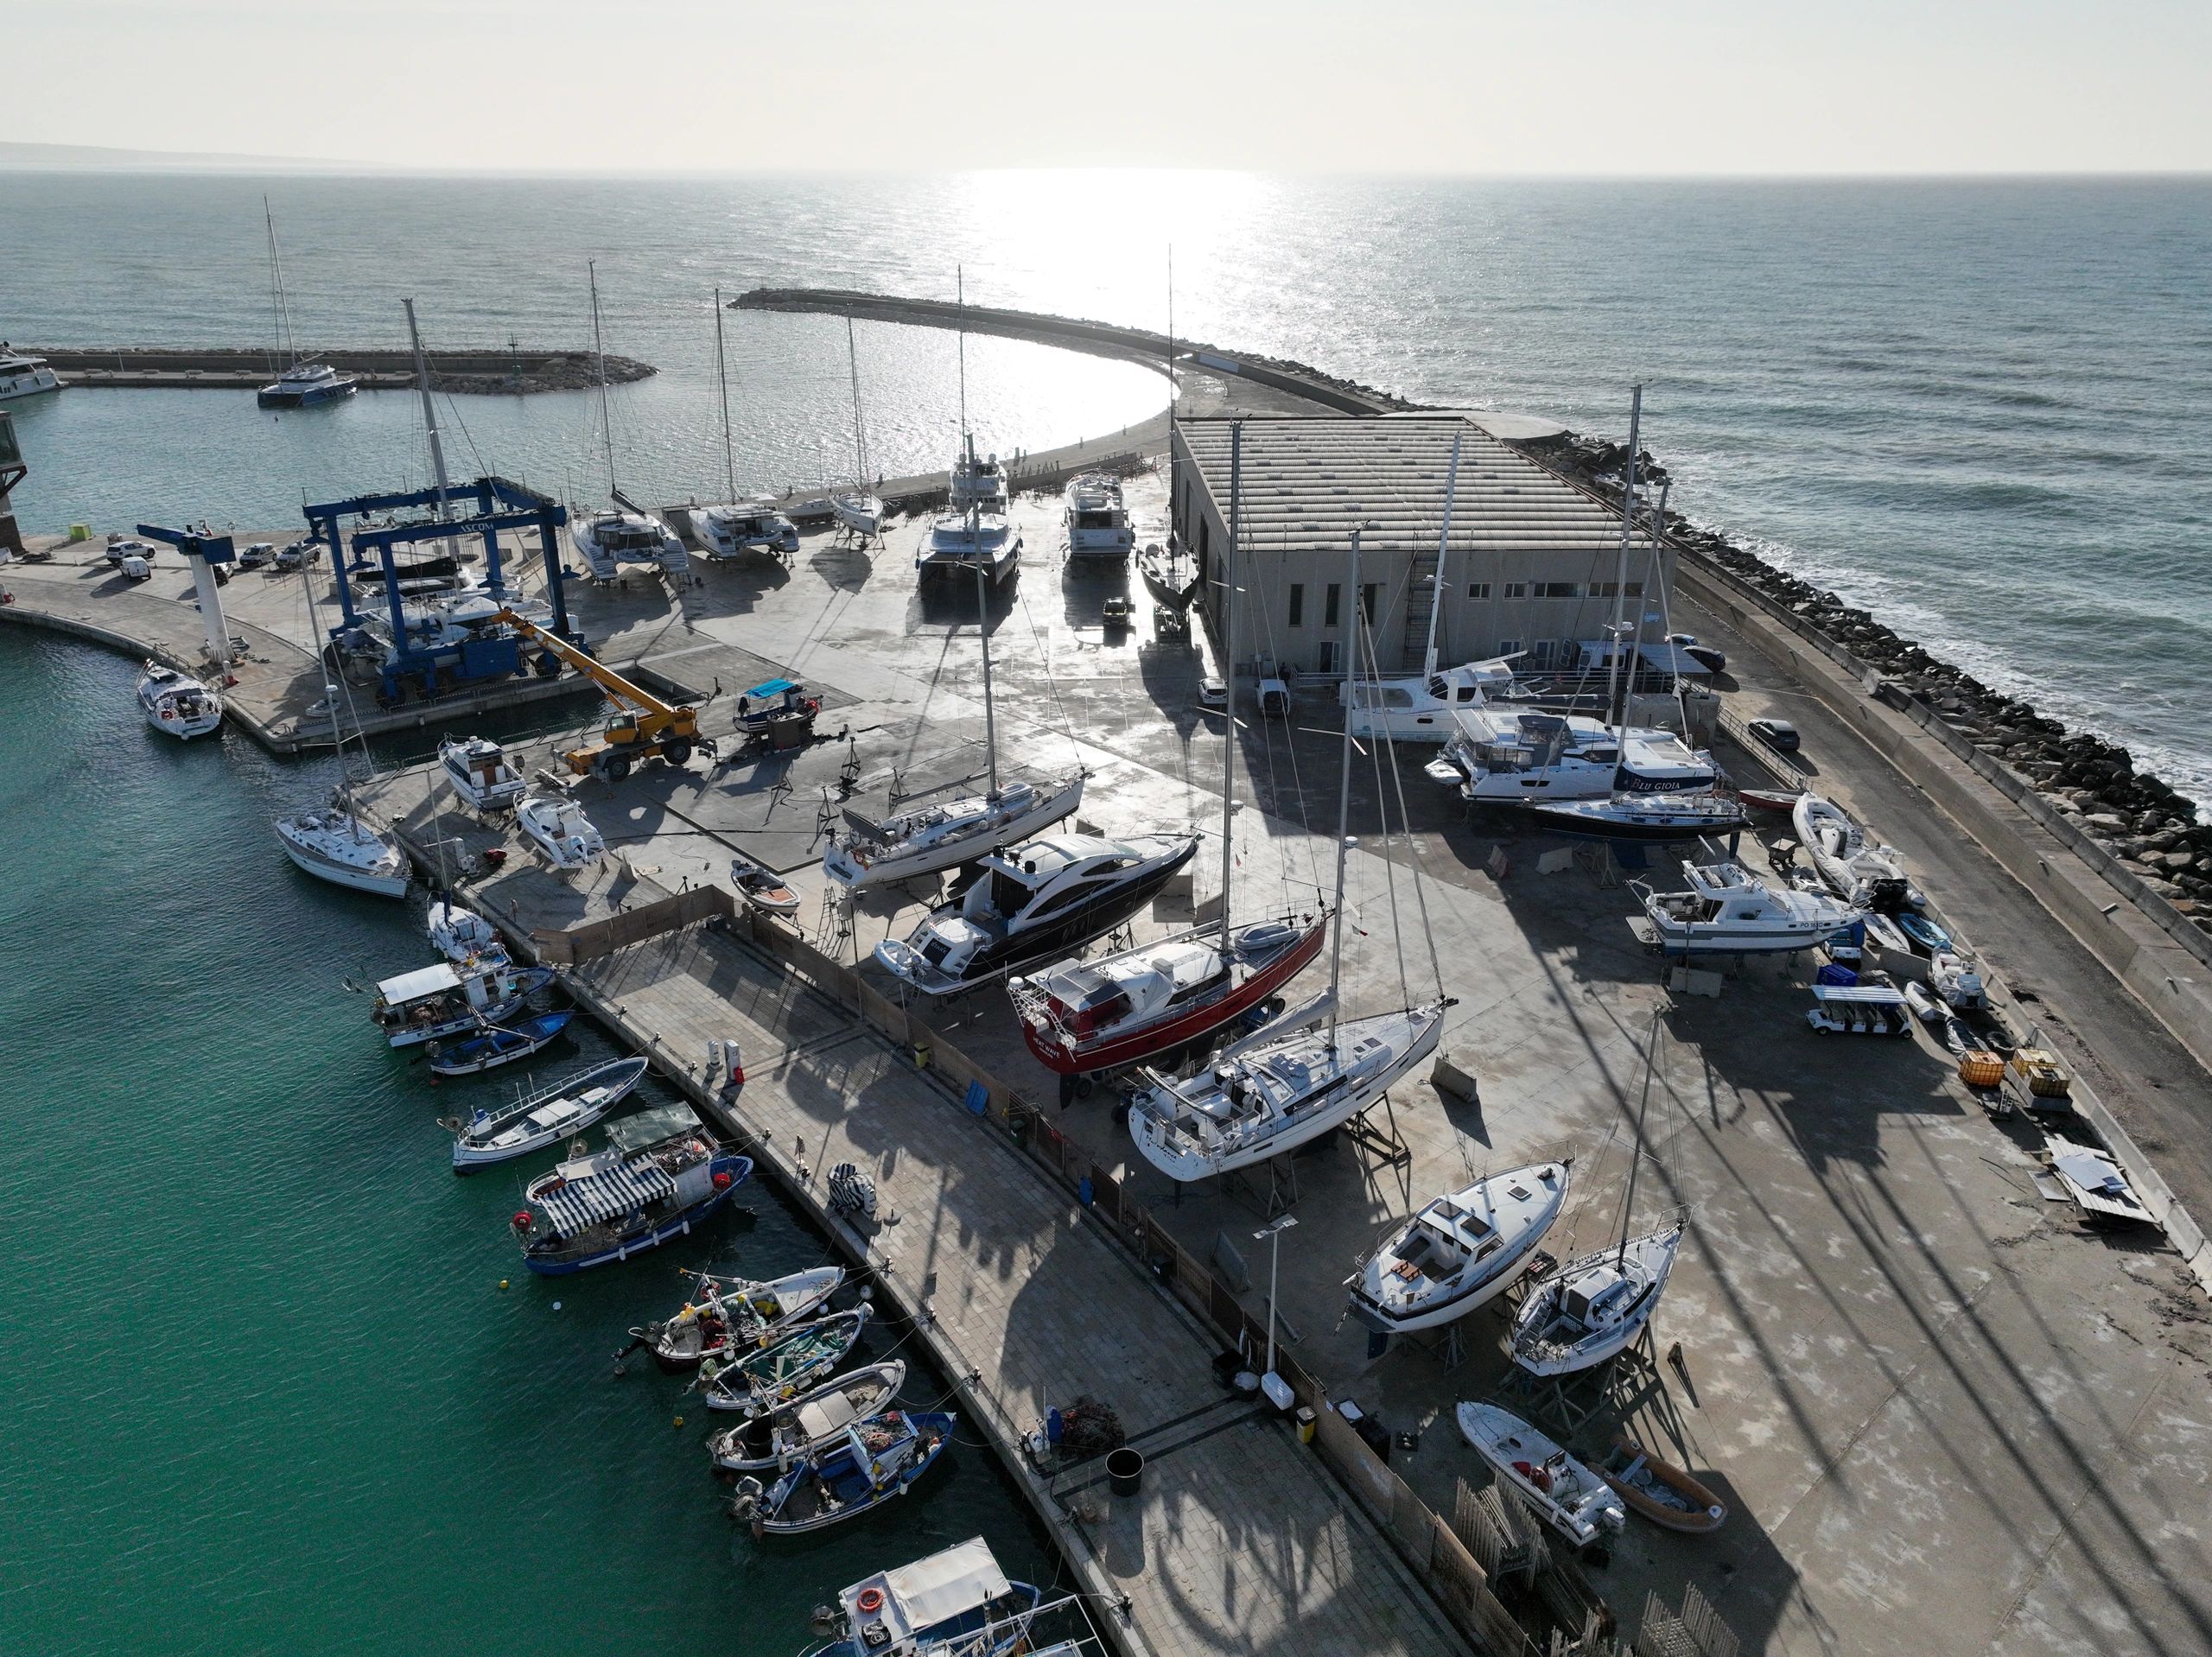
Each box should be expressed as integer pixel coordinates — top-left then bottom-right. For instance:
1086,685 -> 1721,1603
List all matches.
238,541 -> 275,568
1748,717 -> 1801,752
1665,632 -> 1728,674
1102,594 -> 1131,631
1198,677 -> 1227,711
118,553 -> 152,581
273,542 -> 306,572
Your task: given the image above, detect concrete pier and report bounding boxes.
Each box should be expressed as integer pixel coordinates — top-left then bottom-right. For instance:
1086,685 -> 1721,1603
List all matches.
22,345 -> 654,394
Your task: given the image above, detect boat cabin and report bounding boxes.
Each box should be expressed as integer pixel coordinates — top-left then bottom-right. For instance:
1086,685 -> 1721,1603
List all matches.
834,1536 -> 1030,1656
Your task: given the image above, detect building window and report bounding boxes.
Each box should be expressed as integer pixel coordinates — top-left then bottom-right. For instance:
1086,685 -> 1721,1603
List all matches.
1466,582 -> 1491,600
1318,640 -> 1337,674
1497,638 -> 1522,656
1592,581 -> 1646,599
1324,583 -> 1341,626
1534,581 -> 1579,600
1361,583 -> 1379,624
1503,582 -> 1527,600
1288,583 -> 1305,626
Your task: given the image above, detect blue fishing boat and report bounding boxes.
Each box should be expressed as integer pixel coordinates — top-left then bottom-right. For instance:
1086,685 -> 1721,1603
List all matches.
802,1537 -> 1049,1657
735,1409 -> 954,1535
512,1106 -> 750,1275
428,1010 -> 573,1076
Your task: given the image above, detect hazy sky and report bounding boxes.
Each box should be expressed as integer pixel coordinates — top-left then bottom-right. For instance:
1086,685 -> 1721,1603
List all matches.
16,0 -> 2212,174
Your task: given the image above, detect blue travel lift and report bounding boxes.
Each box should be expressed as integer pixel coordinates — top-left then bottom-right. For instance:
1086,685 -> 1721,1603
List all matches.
301,475 -> 579,707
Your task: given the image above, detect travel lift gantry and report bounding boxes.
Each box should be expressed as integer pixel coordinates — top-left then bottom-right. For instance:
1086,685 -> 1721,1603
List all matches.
301,475 -> 580,707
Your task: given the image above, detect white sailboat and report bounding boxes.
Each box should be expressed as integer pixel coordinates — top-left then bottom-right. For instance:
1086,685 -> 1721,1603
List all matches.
574,263 -> 689,583
830,316 -> 886,540
137,663 -> 223,740
276,797 -> 410,898
1510,1220 -> 1686,1377
694,285 -> 799,564
1130,522 -> 1453,1183
1348,1162 -> 1571,1334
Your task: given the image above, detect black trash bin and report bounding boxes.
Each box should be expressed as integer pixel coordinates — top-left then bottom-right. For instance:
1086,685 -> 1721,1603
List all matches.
1107,1447 -> 1145,1497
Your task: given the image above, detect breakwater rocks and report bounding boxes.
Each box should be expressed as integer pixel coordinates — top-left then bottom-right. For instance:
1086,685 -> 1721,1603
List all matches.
1525,431 -> 2212,930
31,346 -> 657,396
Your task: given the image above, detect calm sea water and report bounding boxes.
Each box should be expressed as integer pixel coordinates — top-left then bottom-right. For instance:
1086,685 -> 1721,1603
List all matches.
0,634 -> 1060,1655
7,170 -> 2209,795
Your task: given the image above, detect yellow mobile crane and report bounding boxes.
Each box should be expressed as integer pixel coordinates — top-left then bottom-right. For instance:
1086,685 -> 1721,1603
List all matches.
493,609 -> 715,780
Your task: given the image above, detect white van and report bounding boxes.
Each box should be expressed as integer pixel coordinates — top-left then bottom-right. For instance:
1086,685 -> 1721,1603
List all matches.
119,553 -> 152,581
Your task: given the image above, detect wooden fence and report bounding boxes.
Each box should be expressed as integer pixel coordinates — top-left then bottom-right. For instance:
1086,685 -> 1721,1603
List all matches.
532,884 -> 734,965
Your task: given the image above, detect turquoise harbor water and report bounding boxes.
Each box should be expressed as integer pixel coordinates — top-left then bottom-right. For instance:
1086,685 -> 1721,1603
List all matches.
6,170 -> 2209,797
0,636 -> 1059,1654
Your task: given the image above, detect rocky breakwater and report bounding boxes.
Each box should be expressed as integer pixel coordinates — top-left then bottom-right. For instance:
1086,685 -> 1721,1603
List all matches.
1520,431 -> 2212,936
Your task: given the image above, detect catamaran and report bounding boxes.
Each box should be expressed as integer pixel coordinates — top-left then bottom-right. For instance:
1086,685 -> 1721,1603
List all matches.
254,200 -> 358,409
694,284 -> 800,562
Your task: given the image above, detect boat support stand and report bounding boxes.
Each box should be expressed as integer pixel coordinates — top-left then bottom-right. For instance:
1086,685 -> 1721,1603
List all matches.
1504,1324 -> 1663,1437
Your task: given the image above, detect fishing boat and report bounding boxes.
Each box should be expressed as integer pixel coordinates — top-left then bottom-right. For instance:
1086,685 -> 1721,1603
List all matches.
701,1306 -> 874,1413
631,1265 -> 846,1374
728,850 -> 803,917
914,509 -> 1022,585
276,793 -> 410,898
0,346 -> 61,401
874,832 -> 1199,998
708,1361 -> 906,1473
511,1104 -> 750,1275
1457,1403 -> 1625,1549
138,663 -> 223,740
371,958 -> 556,1047
734,678 -> 820,747
831,317 -> 886,540
448,1055 -> 648,1170
805,1537 -> 1047,1657
428,1009 -> 573,1076
824,772 -> 1086,890
518,790 -> 607,869
1793,792 -> 1908,911
1630,858 -> 1858,955
1063,472 -> 1134,558
439,735 -> 528,812
1348,1163 -> 1572,1334
1599,1438 -> 1728,1533
254,200 -> 358,408
1510,1219 -> 1686,1377
1530,789 -> 1748,842
734,1409 -> 955,1534
1009,912 -> 1328,1077
427,900 -> 504,963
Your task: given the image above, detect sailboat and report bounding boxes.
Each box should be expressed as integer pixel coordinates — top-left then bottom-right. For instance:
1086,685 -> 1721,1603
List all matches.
830,317 -> 886,541
255,199 -> 358,409
694,285 -> 799,564
916,276 -> 1020,585
1009,422 -> 1329,1076
1128,522 -> 1453,1183
571,263 -> 689,583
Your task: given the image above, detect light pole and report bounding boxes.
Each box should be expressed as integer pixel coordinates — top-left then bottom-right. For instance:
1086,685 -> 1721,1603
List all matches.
1254,1214 -> 1298,1407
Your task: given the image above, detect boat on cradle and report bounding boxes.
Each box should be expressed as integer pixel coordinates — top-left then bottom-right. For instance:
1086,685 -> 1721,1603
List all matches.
1529,789 -> 1749,842
1346,657 -> 1525,745
1510,1219 -> 1686,1378
734,1409 -> 955,1534
137,663 -> 223,740
874,832 -> 1199,998
831,316 -> 885,540
372,958 -> 557,1047
700,1305 -> 874,1413
518,790 -> 607,869
254,201 -> 358,408
572,507 -> 688,582
708,1361 -> 906,1473
734,678 -> 820,747
429,1009 -> 574,1076
948,435 -> 1011,517
1128,1000 -> 1451,1181
1599,1438 -> 1727,1533
427,900 -> 505,963
1630,858 -> 1857,955
439,735 -> 528,812
1457,1403 -> 1626,1549
1736,786 -> 1804,816
806,1536 -> 1048,1657
1348,1162 -> 1572,1334
448,1054 -> 649,1170
823,772 -> 1086,890
1137,543 -> 1198,612
1009,911 -> 1329,1076
728,849 -> 803,917
275,793 -> 410,897
1792,792 -> 1909,911
0,346 -> 60,400
632,1265 -> 846,1374
1428,708 -> 1713,805
511,1104 -> 751,1275
696,498 -> 798,562
1063,473 -> 1134,558
914,510 -> 1022,585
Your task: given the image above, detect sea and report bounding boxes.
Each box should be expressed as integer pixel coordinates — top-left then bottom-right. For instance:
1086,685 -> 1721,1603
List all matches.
2,171 -> 2209,1652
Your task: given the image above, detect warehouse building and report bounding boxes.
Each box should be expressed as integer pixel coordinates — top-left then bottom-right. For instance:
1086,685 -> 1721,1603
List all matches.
1169,413 -> 1668,678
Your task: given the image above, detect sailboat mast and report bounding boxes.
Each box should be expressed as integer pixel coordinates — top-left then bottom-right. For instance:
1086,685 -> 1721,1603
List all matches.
1218,421 -> 1240,929
264,197 -> 298,369
714,286 -> 738,502
589,261 -> 616,498
1325,528 -> 1363,1049
1422,433 -> 1462,679
1165,244 -> 1177,549
974,505 -> 1000,800
403,299 -> 458,561
957,266 -> 971,467
1604,384 -> 1645,734
845,317 -> 869,486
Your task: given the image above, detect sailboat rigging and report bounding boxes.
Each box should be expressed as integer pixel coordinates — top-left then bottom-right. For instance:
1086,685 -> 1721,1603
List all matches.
693,287 -> 798,564
830,317 -> 887,542
256,198 -> 358,409
570,263 -> 688,584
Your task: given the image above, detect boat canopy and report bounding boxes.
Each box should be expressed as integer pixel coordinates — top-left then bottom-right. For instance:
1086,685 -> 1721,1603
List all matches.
743,678 -> 798,700
858,1537 -> 1011,1638
535,1152 -> 677,1237
377,962 -> 462,1005
605,1103 -> 703,1154
1808,985 -> 1910,1006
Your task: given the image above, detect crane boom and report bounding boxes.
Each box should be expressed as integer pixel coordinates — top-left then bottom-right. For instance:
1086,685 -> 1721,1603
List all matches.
492,608 -> 685,721
491,607 -> 709,779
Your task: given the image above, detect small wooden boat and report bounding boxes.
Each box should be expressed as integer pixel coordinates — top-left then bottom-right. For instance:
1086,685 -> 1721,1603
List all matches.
449,1055 -> 648,1170
733,1408 -> 954,1534
1599,1438 -> 1728,1533
699,1306 -> 872,1413
728,849 -> 802,917
707,1360 -> 906,1472
1456,1403 -> 1624,1548
428,1010 -> 573,1076
1736,786 -> 1803,816
632,1265 -> 846,1374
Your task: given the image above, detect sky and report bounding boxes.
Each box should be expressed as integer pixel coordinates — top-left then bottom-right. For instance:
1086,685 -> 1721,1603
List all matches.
12,0 -> 2212,175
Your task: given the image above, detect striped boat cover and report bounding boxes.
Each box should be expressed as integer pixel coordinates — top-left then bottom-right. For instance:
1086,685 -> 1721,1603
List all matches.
537,1159 -> 677,1237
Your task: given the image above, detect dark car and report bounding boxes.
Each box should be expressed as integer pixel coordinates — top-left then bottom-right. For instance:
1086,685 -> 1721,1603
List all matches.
1666,632 -> 1727,674
1748,717 -> 1801,752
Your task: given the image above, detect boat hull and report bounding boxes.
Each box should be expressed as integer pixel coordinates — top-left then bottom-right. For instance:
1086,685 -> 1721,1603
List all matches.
278,835 -> 410,898
1529,803 -> 1750,842
824,775 -> 1084,890
1349,1162 -> 1571,1334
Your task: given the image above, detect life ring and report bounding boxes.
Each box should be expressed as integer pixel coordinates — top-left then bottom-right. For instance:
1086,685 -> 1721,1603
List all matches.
855,1588 -> 885,1615
510,1210 -> 534,1232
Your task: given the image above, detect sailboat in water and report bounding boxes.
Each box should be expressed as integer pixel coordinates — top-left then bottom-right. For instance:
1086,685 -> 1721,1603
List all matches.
830,317 -> 886,541
255,198 -> 358,409
1128,524 -> 1453,1182
570,263 -> 688,583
